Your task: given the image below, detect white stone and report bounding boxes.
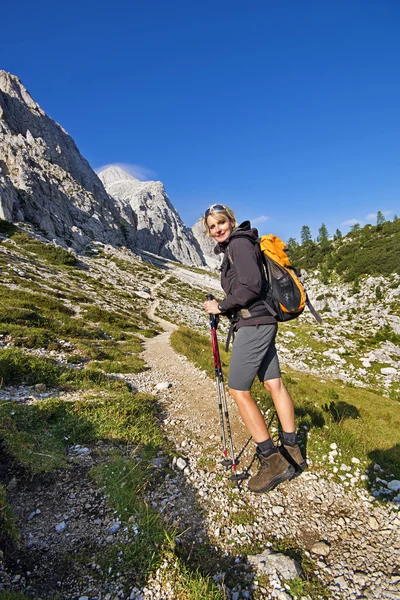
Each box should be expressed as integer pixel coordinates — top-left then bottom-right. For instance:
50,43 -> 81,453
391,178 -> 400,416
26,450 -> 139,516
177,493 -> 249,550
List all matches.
55,521 -> 67,533
388,480 -> 400,492
176,457 -> 187,470
311,541 -> 331,556
380,367 -> 397,375
272,505 -> 285,515
155,382 -> 172,391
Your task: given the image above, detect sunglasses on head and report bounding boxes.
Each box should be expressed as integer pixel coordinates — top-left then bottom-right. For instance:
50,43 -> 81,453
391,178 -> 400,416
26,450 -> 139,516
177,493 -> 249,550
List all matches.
204,204 -> 226,217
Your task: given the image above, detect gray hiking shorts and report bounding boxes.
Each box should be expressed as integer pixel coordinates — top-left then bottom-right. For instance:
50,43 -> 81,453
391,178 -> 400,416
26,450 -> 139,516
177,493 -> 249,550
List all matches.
227,324 -> 281,391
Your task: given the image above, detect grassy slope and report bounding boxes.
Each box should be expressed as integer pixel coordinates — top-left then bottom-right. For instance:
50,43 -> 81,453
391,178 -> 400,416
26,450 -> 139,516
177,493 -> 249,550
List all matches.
0,224 -> 226,599
1,220 -> 399,599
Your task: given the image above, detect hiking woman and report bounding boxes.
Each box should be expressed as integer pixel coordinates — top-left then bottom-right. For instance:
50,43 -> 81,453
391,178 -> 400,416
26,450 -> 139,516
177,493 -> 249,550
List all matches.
203,204 -> 307,493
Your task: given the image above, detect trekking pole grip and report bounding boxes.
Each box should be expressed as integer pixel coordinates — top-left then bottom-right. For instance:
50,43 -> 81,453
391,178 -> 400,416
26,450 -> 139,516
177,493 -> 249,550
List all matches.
206,294 -> 217,328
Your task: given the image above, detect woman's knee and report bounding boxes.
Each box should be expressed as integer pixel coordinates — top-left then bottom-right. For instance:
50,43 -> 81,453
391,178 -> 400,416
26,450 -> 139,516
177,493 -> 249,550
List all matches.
263,377 -> 284,394
228,387 -> 252,404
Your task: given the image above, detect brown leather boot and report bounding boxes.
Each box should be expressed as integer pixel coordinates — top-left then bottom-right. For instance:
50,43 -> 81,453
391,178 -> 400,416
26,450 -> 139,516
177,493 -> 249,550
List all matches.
248,450 -> 295,494
279,440 -> 308,475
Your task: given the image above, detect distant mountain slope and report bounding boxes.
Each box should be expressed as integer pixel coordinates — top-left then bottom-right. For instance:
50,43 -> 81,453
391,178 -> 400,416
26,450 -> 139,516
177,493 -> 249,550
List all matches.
289,219 -> 400,281
191,217 -> 221,269
99,166 -> 206,267
0,71 -> 130,250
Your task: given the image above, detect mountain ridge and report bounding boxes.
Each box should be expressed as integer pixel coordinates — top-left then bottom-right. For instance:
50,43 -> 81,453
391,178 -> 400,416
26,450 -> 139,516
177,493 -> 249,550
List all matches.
0,71 -> 208,267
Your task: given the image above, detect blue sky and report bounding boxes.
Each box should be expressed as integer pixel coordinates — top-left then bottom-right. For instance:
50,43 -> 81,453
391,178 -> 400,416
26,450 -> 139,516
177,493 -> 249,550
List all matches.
2,0 -> 400,242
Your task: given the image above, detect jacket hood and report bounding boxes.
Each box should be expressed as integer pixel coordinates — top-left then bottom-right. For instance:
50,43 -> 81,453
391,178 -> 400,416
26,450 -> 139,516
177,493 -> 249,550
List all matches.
214,221 -> 259,254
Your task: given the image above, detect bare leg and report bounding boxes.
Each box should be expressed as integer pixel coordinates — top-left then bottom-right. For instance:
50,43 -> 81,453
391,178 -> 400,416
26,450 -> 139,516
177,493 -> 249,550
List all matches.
263,377 -> 295,433
227,388 -> 270,443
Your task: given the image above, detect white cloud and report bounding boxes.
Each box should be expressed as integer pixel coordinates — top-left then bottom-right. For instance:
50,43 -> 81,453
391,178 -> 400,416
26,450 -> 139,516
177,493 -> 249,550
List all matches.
340,218 -> 362,226
95,162 -> 157,181
251,215 -> 270,225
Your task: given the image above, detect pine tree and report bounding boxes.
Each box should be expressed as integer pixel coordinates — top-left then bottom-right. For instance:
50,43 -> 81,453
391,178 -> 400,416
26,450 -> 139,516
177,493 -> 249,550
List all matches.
300,225 -> 312,245
287,237 -> 299,253
377,211 -> 386,226
334,228 -> 343,240
317,223 -> 329,244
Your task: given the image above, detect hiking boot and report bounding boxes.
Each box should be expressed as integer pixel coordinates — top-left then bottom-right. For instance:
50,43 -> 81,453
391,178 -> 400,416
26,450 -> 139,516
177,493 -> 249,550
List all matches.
279,439 -> 307,475
248,450 -> 295,494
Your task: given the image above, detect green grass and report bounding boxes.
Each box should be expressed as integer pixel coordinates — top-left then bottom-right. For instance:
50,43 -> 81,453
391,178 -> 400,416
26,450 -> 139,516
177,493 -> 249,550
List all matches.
0,593 -> 32,600
0,347 -> 62,386
3,231 -> 77,266
167,560 -> 226,600
162,276 -> 209,305
0,387 -> 164,474
90,451 -> 173,580
0,484 -> 19,543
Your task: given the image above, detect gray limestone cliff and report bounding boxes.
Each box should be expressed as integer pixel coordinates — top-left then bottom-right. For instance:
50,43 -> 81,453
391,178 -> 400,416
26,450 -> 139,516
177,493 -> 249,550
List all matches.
0,71 -> 208,266
0,71 -> 131,250
99,166 -> 206,266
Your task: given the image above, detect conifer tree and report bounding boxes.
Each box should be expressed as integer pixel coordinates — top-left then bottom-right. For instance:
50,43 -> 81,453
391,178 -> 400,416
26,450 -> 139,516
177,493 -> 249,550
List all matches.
287,237 -> 299,253
317,223 -> 329,244
334,228 -> 343,240
300,225 -> 312,245
377,211 -> 386,226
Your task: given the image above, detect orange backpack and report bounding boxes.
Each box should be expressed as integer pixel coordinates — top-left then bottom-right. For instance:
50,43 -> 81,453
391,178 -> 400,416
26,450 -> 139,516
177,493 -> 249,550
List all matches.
259,234 -> 321,323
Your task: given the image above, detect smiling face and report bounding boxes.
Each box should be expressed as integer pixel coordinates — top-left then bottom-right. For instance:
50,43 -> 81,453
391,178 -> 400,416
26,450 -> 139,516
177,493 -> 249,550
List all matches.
206,213 -> 234,243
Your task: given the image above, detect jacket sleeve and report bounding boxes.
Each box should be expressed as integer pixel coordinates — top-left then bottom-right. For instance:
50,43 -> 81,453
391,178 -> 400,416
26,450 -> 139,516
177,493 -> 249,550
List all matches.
218,238 -> 264,311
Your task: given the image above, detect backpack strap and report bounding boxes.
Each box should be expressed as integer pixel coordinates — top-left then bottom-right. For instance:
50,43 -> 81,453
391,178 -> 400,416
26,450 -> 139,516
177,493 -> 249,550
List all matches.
226,245 -> 275,318
225,321 -> 236,352
305,294 -> 323,323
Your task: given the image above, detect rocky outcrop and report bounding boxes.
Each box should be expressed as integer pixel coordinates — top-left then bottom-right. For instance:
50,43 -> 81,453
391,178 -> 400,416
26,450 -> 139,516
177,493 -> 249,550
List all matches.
99,166 -> 206,266
0,71 -> 132,251
191,217 -> 221,269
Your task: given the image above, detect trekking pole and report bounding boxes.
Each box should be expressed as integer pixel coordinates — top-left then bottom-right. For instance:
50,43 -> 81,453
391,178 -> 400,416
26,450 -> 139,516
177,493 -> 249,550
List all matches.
206,294 -> 245,483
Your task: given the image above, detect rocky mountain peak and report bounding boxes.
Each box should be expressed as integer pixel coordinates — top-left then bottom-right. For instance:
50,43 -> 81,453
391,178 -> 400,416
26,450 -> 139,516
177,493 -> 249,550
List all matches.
97,166 -> 139,187
0,71 -> 43,125
0,71 -> 130,250
99,167 -> 206,267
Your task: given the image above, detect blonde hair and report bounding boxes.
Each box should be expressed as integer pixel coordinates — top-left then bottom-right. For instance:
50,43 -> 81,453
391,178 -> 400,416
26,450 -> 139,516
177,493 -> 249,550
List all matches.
203,204 -> 238,236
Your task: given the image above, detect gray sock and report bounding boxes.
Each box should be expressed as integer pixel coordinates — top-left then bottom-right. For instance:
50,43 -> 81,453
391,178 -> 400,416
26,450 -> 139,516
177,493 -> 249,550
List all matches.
281,431 -> 298,446
257,438 -> 277,456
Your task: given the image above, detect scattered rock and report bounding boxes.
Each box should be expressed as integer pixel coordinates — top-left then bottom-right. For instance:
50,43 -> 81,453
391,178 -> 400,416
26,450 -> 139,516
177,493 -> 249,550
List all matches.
311,541 -> 331,556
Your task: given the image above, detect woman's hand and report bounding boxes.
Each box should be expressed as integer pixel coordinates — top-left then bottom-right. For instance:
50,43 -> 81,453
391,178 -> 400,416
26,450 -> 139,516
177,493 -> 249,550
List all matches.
203,299 -> 221,314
